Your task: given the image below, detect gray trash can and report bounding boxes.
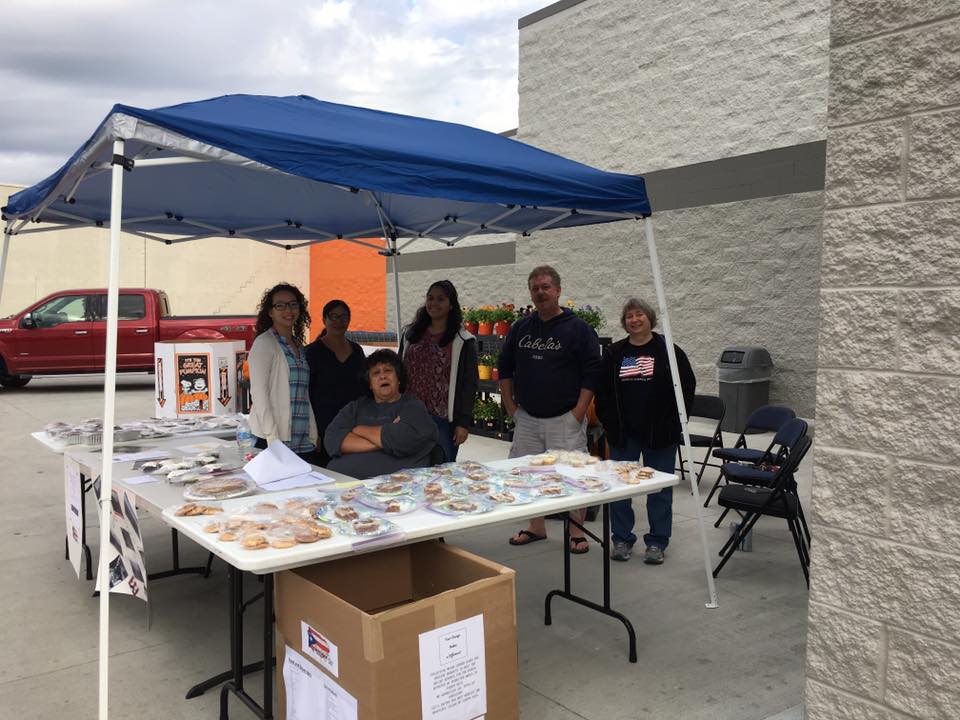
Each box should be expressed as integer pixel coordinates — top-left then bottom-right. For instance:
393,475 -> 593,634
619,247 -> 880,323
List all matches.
716,347 -> 773,433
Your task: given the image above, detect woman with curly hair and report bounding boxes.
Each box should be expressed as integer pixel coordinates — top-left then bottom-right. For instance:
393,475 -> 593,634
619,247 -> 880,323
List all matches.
399,280 -> 478,462
247,283 -> 318,461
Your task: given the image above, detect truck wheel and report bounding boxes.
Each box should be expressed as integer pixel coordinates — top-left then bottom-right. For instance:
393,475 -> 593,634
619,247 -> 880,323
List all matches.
0,374 -> 32,388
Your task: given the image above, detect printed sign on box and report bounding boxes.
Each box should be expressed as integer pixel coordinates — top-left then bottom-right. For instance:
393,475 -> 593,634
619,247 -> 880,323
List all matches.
154,339 -> 245,418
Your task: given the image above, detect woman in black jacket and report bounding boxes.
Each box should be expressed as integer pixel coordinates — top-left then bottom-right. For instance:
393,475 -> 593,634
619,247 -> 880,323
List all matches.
305,299 -> 366,466
595,298 -> 695,565
399,280 -> 479,462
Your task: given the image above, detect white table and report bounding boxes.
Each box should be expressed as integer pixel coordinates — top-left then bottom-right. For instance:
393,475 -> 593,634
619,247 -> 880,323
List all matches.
79,452 -> 677,718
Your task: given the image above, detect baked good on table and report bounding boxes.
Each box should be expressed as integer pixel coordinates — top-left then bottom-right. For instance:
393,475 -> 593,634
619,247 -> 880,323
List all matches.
334,505 -> 359,521
241,533 -> 268,550
352,518 -> 382,534
373,481 -> 403,494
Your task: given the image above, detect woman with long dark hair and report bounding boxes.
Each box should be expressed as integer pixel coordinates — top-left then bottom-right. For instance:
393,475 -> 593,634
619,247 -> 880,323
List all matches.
399,280 -> 478,462
305,299 -> 365,466
247,283 -> 318,461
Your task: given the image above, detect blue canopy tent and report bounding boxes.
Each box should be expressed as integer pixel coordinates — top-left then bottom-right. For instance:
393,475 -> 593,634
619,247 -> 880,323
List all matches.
2,94 -> 717,718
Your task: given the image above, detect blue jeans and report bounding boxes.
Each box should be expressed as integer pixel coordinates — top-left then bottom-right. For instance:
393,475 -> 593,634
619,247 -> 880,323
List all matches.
432,415 -> 459,462
609,439 -> 677,549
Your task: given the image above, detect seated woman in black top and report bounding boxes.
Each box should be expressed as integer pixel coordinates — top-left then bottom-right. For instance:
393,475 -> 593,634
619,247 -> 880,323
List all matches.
325,349 -> 439,479
305,300 -> 366,466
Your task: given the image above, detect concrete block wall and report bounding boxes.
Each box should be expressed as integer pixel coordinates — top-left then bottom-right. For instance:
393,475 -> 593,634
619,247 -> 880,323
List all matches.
512,0 -> 831,417
805,4 -> 960,718
518,0 -> 830,172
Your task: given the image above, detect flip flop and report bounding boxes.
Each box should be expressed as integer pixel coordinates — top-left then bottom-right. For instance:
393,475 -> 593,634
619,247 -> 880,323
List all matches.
508,529 -> 547,546
569,536 -> 589,554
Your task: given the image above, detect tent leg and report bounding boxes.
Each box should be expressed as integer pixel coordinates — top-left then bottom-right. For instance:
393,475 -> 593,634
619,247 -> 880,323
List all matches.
390,235 -> 402,341
98,138 -> 127,720
641,217 -> 720,609
0,226 -> 11,310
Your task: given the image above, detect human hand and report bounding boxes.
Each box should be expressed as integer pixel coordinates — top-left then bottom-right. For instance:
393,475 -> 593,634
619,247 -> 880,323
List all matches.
453,425 -> 469,445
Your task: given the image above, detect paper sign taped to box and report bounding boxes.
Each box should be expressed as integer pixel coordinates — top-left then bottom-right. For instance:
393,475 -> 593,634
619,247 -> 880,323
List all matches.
418,614 -> 486,720
283,646 -> 357,720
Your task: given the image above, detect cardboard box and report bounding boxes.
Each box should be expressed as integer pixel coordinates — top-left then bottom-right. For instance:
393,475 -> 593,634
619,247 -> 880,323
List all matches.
276,541 -> 519,720
153,339 -> 246,418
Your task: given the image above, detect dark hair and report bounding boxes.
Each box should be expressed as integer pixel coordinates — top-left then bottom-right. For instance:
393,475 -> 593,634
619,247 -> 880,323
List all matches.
404,280 -> 463,347
319,299 -> 350,337
527,265 -> 561,289
254,283 -> 311,345
620,297 -> 658,331
361,349 -> 407,395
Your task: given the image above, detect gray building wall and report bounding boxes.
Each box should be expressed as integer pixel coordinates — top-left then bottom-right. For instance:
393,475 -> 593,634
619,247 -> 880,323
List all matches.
388,0 -> 831,416
805,4 -> 960,719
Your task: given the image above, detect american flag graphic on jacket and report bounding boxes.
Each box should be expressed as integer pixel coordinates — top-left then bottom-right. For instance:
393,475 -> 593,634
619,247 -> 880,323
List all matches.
619,355 -> 655,378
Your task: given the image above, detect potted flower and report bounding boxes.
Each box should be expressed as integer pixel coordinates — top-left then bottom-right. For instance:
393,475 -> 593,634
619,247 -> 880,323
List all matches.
488,349 -> 500,381
567,300 -> 604,332
462,306 -> 479,335
475,305 -> 496,335
492,303 -> 516,336
472,397 -> 500,430
477,353 -> 495,381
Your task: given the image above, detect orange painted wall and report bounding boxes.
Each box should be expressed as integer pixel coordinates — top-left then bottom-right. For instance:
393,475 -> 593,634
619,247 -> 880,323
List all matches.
309,241 -> 385,340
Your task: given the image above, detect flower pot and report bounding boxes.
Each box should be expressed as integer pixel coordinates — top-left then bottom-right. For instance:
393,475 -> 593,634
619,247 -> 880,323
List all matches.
465,321 -> 479,334
477,321 -> 494,335
478,364 -> 493,380
491,367 -> 499,381
494,320 -> 511,336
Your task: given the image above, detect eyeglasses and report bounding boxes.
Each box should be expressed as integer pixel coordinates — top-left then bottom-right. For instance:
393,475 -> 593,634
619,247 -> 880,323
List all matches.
272,301 -> 299,311
326,313 -> 349,322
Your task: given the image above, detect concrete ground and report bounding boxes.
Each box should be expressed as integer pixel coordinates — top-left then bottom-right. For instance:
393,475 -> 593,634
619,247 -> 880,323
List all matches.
1,375 -> 810,719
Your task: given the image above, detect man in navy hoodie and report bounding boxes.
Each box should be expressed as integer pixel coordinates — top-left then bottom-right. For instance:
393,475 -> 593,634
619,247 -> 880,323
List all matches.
499,265 -> 601,553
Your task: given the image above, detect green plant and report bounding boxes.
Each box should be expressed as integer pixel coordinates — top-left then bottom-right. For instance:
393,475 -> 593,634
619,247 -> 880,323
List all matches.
472,397 -> 500,421
474,305 -> 497,323
490,303 -> 516,323
478,353 -> 496,367
570,302 -> 604,331
462,306 -> 479,324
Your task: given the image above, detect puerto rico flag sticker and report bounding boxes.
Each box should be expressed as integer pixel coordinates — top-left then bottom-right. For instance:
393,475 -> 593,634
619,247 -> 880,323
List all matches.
301,620 -> 339,677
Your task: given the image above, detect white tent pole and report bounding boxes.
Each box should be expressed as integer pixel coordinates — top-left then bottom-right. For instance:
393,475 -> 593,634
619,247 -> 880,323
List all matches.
0,226 -> 11,310
641,217 -> 719,609
389,235 -> 402,341
98,138 -> 126,720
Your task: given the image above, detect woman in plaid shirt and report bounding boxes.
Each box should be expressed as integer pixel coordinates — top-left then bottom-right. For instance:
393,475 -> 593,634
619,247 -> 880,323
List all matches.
248,283 -> 319,462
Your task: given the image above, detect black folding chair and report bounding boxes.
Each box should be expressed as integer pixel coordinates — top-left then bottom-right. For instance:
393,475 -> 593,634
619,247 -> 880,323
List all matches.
676,394 -> 725,490
704,405 -> 796,506
713,435 -> 813,586
711,417 -> 809,526
711,405 -> 796,464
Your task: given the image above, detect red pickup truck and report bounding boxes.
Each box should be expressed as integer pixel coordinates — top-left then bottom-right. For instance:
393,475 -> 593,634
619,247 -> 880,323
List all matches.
0,288 -> 257,387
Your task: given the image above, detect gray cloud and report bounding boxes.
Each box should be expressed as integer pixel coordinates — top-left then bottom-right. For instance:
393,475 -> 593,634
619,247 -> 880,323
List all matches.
0,0 -> 544,185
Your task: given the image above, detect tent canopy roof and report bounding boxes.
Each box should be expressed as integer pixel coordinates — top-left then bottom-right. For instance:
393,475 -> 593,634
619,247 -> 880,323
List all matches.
2,94 -> 649,246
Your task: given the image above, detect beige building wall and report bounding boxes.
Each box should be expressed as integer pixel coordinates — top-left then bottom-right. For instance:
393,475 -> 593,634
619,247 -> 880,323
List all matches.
805,4 -> 960,719
1,183 -> 310,318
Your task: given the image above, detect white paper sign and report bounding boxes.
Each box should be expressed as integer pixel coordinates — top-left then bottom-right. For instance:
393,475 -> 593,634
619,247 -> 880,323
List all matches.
93,484 -> 149,602
418,614 -> 486,720
262,470 -> 335,492
301,620 -> 339,677
244,441 -> 311,486
63,457 -> 84,578
283,646 -> 357,720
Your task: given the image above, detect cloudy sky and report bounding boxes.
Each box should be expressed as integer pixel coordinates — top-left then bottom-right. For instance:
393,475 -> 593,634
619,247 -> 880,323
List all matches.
0,0 -> 547,186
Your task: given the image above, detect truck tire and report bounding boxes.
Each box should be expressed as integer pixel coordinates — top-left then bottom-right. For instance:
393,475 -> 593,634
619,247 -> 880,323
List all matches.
0,374 -> 32,388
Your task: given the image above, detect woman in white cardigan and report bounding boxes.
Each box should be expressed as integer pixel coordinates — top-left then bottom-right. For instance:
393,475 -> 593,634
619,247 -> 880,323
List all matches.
248,283 -> 318,462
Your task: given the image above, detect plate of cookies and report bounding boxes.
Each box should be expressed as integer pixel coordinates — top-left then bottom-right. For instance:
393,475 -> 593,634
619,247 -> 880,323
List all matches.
336,513 -> 398,537
356,493 -> 419,515
172,502 -> 223,517
183,476 -> 256,501
427,497 -> 493,516
484,489 -> 536,505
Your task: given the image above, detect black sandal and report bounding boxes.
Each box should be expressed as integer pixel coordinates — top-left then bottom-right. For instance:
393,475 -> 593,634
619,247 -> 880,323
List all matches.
508,529 -> 547,546
569,536 -> 589,554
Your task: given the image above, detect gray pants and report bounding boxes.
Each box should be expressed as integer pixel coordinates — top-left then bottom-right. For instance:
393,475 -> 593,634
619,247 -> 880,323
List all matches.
509,407 -> 587,459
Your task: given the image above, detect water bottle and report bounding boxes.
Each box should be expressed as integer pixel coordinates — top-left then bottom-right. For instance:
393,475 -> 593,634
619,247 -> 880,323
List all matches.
236,414 -> 254,457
